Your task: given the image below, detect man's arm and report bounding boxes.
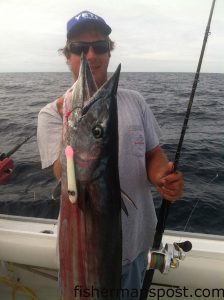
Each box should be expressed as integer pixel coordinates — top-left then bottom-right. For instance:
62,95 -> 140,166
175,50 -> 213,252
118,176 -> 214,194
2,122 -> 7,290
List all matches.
37,96 -> 64,172
52,97 -> 64,180
53,159 -> 62,181
56,96 -> 64,117
146,145 -> 184,201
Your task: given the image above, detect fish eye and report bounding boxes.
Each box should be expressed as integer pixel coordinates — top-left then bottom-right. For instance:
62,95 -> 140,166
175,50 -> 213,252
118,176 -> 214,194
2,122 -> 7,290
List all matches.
92,125 -> 104,139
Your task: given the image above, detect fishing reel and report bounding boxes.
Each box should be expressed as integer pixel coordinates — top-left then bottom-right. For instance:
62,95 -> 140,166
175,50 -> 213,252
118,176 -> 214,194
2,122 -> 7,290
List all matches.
0,157 -> 14,184
147,241 -> 192,274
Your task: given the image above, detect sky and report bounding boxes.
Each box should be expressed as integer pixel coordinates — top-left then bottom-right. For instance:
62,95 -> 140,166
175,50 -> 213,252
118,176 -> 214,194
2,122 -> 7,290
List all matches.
0,0 -> 223,73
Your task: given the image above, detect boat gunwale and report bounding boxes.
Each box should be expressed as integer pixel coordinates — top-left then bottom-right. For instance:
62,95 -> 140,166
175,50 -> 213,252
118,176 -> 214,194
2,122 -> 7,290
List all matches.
1,213 -> 224,241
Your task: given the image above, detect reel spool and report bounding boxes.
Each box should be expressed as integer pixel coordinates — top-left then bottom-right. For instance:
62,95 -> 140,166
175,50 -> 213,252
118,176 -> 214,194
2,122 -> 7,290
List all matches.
147,241 -> 192,274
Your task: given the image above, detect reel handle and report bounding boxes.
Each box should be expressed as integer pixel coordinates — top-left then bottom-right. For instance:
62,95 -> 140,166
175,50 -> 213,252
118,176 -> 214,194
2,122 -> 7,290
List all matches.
176,240 -> 192,252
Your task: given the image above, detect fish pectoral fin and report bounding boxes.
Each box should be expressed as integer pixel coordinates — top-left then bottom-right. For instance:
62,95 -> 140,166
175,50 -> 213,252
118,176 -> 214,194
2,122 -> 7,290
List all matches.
121,197 -> 128,216
121,190 -> 137,216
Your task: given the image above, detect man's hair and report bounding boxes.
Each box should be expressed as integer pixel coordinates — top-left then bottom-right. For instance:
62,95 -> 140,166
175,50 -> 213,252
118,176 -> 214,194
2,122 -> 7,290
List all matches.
58,36 -> 115,58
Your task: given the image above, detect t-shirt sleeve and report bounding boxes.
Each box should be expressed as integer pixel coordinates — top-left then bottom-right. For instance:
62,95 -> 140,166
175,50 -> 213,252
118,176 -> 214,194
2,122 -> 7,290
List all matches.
37,101 -> 63,169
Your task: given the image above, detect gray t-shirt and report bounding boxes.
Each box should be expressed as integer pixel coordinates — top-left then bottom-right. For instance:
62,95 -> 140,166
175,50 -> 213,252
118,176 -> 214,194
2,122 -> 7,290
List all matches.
37,87 -> 161,265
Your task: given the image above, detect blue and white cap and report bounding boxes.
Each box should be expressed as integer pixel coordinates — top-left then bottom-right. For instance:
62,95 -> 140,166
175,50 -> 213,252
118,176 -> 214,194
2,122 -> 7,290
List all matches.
67,11 -> 112,39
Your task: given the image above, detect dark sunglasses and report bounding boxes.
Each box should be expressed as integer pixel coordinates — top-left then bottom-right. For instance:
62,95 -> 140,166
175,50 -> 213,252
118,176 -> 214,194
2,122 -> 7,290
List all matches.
68,40 -> 109,56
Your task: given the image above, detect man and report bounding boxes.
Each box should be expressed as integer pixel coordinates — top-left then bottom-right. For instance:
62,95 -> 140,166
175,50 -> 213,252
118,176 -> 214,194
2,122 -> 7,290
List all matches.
37,11 -> 184,299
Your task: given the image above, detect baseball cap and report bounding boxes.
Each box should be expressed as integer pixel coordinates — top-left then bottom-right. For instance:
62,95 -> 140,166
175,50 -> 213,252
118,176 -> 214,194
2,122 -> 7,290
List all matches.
67,11 -> 112,39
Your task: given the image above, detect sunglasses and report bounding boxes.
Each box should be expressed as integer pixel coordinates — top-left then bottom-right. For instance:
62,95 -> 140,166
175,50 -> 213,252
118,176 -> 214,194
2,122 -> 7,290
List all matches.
68,40 -> 109,56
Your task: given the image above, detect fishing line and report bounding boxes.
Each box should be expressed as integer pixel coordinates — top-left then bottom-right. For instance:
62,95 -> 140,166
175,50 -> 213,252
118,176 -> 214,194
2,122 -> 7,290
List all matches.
175,172 -> 219,243
183,172 -> 219,233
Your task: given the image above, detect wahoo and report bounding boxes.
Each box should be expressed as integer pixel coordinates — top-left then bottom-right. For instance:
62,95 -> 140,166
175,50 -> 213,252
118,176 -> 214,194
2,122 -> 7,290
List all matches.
59,54 -> 122,299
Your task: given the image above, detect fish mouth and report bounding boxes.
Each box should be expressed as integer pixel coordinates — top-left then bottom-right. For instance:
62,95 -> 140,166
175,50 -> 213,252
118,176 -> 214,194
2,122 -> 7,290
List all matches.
75,150 -> 99,168
75,156 -> 97,169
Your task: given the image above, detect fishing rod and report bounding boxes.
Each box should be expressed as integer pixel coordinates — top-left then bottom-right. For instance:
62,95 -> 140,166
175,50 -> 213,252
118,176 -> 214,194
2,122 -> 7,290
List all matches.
140,0 -> 217,298
0,134 -> 35,161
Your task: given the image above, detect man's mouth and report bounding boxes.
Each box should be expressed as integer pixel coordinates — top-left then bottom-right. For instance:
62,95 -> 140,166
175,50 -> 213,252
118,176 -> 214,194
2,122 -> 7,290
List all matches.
90,65 -> 100,72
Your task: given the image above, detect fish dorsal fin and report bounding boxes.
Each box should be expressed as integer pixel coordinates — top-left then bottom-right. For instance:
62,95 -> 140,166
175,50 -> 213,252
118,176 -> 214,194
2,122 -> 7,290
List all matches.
82,63 -> 121,114
101,63 -> 121,96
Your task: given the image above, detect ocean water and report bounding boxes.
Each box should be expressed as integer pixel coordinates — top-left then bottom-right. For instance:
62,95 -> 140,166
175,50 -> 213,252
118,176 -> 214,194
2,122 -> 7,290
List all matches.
0,72 -> 223,235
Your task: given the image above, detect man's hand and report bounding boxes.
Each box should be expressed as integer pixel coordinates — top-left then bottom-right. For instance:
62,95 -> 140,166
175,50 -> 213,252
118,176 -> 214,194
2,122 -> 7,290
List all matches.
146,146 -> 184,202
155,161 -> 184,202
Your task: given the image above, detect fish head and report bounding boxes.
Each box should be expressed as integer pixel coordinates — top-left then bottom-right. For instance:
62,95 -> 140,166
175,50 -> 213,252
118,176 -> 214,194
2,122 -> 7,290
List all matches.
72,63 -> 121,182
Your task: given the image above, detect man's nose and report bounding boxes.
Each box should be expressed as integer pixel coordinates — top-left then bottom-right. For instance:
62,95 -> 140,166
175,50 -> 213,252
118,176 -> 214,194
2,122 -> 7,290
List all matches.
85,46 -> 96,60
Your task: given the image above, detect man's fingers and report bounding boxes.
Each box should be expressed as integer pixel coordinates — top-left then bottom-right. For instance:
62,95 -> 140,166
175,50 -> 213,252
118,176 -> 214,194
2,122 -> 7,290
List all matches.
163,171 -> 183,183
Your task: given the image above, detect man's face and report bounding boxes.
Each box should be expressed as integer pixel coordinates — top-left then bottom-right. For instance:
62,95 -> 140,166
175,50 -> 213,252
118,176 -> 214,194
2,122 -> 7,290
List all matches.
67,31 -> 110,88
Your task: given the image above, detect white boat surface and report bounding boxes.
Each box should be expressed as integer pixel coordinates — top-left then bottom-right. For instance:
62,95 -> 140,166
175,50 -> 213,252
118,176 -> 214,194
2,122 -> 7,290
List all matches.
0,213 -> 224,299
